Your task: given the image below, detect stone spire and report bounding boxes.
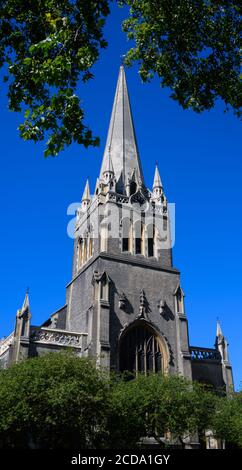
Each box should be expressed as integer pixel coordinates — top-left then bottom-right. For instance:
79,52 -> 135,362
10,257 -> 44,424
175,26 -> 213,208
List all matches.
21,291 -> 30,314
81,179 -> 91,211
102,152 -> 114,183
153,165 -> 163,189
152,164 -> 163,198
215,320 -> 234,391
15,290 -> 30,320
215,319 -> 229,362
216,319 -> 223,338
100,66 -> 144,192
11,290 -> 32,362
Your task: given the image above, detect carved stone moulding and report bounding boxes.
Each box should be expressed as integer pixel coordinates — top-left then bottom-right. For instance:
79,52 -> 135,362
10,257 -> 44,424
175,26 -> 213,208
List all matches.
30,327 -> 87,349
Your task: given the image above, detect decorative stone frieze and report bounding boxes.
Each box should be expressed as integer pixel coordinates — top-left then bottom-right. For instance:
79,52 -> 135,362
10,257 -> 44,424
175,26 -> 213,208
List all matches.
30,327 -> 87,349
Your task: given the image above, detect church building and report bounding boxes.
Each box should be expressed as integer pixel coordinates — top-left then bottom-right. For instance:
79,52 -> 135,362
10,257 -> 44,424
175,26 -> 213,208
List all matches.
0,66 -> 233,397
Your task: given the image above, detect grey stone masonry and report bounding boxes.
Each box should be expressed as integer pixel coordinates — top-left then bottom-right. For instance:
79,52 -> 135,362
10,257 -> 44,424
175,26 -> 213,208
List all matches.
0,66 -> 233,405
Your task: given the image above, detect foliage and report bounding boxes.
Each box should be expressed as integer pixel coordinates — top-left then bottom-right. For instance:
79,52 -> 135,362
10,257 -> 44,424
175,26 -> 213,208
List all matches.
121,0 -> 242,117
0,353 -> 241,449
212,389 -> 242,448
0,1 -> 241,156
107,373 -> 218,448
0,0 -> 110,156
0,352 -> 109,448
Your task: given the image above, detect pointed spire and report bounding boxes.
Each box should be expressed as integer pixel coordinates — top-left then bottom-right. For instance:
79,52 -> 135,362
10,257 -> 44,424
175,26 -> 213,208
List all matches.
22,290 -> 30,313
102,152 -> 115,185
82,179 -> 91,202
153,164 -> 163,190
152,164 -> 163,199
215,319 -> 230,364
81,179 -> 91,211
16,289 -> 30,319
100,66 -> 144,192
215,321 -> 233,390
216,319 -> 223,338
13,290 -> 31,362
215,318 -> 225,350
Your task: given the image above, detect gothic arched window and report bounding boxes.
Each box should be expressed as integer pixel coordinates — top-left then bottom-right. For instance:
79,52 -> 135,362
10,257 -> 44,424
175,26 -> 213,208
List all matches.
174,285 -> 185,314
119,323 -> 166,375
100,274 -> 109,301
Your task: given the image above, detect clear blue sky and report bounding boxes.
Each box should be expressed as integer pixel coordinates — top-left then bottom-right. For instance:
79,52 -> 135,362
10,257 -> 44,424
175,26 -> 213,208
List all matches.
0,4 -> 241,388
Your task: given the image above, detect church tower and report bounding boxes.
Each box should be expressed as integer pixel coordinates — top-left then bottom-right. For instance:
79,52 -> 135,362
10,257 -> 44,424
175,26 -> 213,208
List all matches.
65,66 -> 192,377
0,66 -> 233,398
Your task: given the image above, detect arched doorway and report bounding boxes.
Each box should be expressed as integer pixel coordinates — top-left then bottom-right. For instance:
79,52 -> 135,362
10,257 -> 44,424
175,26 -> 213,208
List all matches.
119,322 -> 169,375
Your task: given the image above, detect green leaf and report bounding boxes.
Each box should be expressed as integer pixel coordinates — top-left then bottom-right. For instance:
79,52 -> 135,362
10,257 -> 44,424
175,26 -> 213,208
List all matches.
0,0 -> 110,156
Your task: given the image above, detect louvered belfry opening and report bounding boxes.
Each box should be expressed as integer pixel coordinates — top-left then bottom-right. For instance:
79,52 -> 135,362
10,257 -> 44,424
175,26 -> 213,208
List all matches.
119,323 -> 163,375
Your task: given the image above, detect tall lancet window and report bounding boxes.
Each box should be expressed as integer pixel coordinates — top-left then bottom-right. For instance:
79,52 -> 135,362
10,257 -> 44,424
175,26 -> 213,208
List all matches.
134,221 -> 145,255
174,286 -> 185,314
89,233 -> 94,258
100,276 -> 109,301
119,323 -> 167,375
121,218 -> 132,252
77,230 -> 94,270
77,237 -> 83,269
83,238 -> 87,264
147,224 -> 156,258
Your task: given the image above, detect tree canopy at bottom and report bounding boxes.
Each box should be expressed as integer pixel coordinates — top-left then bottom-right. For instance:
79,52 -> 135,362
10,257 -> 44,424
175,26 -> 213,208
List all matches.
0,352 -> 241,449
